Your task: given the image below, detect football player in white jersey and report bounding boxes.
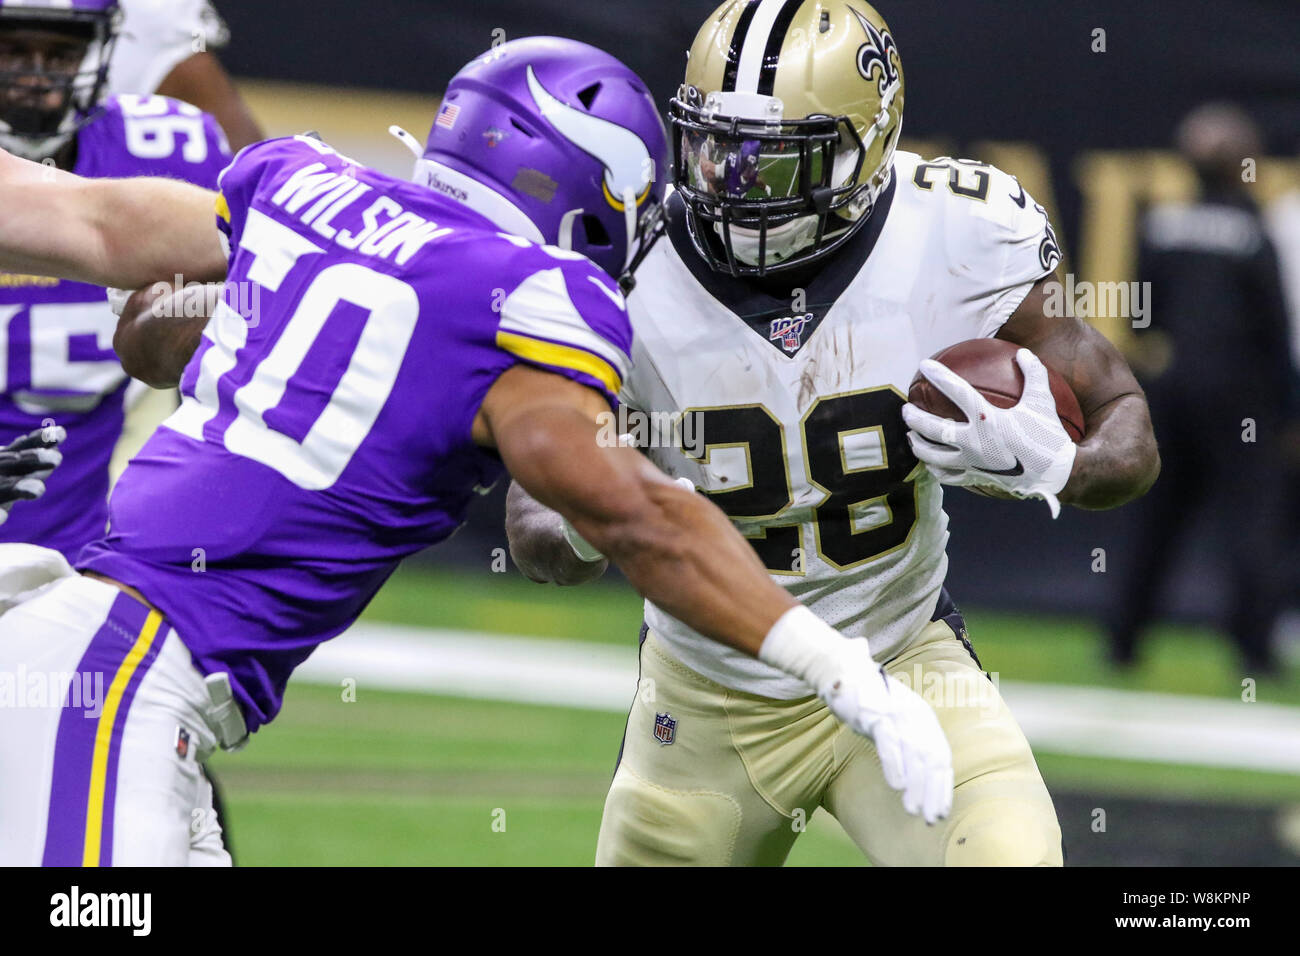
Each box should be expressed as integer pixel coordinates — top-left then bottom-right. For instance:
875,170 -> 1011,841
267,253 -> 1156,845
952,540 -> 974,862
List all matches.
507,0 -> 1160,866
111,0 -> 261,150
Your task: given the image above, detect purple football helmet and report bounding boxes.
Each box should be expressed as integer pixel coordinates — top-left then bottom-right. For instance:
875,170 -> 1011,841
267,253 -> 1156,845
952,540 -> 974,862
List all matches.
407,36 -> 669,292
0,0 -> 121,160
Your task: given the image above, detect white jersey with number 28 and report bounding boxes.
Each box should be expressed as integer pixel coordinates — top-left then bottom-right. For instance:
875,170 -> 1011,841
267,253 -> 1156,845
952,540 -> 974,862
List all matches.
623,151 -> 1061,698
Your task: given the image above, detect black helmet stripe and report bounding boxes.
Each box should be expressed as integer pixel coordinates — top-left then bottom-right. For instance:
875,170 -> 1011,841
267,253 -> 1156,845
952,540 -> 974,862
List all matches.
728,0 -> 804,94
721,0 -> 762,92
757,0 -> 805,95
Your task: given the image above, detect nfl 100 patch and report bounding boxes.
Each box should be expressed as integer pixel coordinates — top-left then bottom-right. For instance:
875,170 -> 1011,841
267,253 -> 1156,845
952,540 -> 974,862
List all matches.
653,712 -> 677,745
769,313 -> 813,353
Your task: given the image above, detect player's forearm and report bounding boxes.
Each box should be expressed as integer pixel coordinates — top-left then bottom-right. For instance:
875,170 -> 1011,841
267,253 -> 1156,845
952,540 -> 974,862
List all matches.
0,148 -> 226,288
494,404 -> 795,655
114,284 -> 217,388
505,480 -> 609,586
88,178 -> 228,288
565,465 -> 797,655
1060,393 -> 1160,509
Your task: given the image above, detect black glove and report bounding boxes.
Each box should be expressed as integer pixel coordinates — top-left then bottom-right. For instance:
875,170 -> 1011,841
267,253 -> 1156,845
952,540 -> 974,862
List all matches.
0,426 -> 66,524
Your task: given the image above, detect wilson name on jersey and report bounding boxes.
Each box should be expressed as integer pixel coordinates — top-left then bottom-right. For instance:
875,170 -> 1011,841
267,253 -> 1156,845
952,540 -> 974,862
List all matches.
624,151 -> 1060,698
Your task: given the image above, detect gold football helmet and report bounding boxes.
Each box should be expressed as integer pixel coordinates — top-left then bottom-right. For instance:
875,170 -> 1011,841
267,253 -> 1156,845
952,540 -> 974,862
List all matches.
671,0 -> 904,276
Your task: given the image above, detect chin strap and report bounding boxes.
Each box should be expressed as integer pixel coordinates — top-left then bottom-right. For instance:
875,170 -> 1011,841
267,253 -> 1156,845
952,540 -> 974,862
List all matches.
619,200 -> 666,295
558,208 -> 583,250
622,186 -> 638,269
389,125 -> 423,161
0,128 -> 74,164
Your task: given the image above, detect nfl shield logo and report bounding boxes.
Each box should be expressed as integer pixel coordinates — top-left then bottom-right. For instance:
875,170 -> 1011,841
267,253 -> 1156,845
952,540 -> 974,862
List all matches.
653,712 -> 677,745
769,313 -> 813,353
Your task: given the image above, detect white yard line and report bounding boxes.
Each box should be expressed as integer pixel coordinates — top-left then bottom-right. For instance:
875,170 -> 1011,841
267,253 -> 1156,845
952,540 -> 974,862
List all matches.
294,622 -> 1300,775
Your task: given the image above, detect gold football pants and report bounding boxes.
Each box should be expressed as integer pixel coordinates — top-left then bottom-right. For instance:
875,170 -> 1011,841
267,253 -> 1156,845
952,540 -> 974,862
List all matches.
595,620 -> 1062,866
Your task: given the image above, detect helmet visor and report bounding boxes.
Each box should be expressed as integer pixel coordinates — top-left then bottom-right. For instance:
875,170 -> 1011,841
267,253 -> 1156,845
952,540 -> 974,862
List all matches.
671,97 -> 865,218
678,125 -> 868,208
679,127 -> 835,202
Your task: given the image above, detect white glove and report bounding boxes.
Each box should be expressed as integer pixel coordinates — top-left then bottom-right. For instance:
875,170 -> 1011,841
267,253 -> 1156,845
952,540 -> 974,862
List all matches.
902,348 -> 1077,518
760,606 -> 953,824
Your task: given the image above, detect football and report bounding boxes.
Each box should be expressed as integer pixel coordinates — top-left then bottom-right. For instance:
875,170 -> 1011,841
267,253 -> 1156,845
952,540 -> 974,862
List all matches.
907,338 -> 1086,442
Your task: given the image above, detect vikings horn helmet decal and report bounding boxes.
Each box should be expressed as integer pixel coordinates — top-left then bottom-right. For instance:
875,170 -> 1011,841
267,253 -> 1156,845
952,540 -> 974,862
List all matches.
670,0 -> 905,277
525,66 -> 653,213
0,0 -> 122,161
410,36 -> 669,291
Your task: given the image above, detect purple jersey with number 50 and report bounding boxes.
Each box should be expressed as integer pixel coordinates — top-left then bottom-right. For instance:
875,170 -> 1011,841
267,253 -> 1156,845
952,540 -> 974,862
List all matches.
79,136 -> 633,731
0,95 -> 230,557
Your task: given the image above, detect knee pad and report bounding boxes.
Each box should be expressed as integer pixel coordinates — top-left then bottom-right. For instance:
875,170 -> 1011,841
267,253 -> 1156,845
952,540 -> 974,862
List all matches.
596,766 -> 741,866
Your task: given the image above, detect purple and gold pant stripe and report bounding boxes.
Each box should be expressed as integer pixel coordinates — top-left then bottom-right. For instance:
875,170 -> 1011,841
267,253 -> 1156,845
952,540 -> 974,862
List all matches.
42,593 -> 168,867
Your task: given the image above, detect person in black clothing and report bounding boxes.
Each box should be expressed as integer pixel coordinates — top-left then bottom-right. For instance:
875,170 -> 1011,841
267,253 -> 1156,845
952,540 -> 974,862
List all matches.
1107,103 -> 1299,674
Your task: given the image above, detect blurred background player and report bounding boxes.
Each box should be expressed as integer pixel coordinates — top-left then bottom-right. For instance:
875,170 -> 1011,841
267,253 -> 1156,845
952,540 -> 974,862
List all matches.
1106,102 -> 1300,675
0,0 -> 231,553
106,0 -> 263,481
110,0 -> 261,150
1265,148 -> 1300,657
0,0 -> 234,862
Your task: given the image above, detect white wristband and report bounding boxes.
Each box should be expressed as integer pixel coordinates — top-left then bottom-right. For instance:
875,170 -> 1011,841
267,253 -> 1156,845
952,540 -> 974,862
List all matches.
758,605 -> 850,691
106,287 -> 133,317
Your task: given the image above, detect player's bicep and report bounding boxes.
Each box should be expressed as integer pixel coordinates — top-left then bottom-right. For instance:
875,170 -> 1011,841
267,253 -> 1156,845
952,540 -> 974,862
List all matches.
997,273 -> 1144,419
479,365 -> 653,525
475,364 -> 610,455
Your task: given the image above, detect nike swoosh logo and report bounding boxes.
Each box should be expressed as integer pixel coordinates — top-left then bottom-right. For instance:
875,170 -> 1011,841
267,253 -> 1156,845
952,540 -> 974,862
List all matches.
976,458 -> 1025,477
1010,183 -> 1027,208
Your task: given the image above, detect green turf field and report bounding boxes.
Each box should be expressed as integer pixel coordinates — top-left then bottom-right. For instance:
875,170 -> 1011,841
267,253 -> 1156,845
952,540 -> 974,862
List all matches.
209,563 -> 1300,865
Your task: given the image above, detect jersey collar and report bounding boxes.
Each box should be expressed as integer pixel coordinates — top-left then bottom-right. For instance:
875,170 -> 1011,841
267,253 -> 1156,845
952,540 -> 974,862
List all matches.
664,169 -> 898,358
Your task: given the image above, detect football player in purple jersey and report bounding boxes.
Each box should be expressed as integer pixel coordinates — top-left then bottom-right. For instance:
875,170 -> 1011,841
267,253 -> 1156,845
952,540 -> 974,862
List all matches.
0,0 -> 237,866
0,0 -> 231,558
0,37 -> 952,865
